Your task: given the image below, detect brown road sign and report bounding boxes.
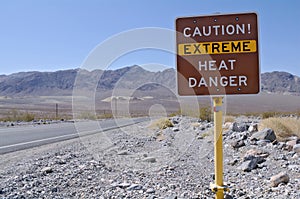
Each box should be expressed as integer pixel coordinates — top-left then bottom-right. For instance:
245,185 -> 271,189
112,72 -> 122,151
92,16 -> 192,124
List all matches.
176,13 -> 260,96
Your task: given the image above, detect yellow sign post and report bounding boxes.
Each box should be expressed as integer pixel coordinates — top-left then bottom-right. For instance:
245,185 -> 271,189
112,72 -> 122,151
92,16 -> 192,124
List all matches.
210,97 -> 229,198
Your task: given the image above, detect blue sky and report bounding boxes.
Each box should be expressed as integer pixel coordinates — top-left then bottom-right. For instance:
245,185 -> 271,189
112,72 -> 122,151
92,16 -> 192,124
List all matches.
1,0 -> 300,76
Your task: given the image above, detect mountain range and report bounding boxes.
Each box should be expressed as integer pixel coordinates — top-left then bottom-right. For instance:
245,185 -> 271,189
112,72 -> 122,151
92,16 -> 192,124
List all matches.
0,65 -> 299,96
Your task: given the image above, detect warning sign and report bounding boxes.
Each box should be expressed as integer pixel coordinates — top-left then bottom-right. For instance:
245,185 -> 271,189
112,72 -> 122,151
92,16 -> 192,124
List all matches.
176,13 -> 260,96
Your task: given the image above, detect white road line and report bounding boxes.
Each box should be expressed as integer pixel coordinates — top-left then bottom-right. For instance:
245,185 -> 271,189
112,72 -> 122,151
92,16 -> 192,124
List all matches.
0,133 -> 77,150
0,129 -> 103,150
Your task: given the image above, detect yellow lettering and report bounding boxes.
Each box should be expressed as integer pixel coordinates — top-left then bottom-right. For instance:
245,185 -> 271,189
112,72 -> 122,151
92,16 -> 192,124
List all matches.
178,40 -> 256,55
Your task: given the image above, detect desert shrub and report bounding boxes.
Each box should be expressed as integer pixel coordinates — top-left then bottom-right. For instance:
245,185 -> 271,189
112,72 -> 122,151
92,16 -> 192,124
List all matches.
149,117 -> 174,129
0,110 -> 35,122
97,113 -> 113,119
168,112 -> 177,117
259,117 -> 300,141
224,115 -> 235,123
78,112 -> 97,120
168,109 -> 182,117
199,106 -> 212,122
22,112 -> 35,122
261,111 -> 278,119
200,128 -> 214,138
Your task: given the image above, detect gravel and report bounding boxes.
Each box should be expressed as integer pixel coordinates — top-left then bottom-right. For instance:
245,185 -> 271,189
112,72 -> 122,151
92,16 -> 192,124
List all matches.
0,116 -> 299,198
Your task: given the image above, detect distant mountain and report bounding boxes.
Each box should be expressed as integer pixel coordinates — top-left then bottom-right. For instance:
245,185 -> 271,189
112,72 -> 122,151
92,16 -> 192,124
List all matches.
0,69 -> 77,96
261,71 -> 300,95
0,66 -> 299,96
0,66 -> 176,96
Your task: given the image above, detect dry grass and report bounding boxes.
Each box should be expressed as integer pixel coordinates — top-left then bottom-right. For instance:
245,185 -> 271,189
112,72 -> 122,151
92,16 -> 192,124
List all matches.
259,117 -> 300,141
149,117 -> 174,130
224,115 -> 235,123
0,110 -> 35,122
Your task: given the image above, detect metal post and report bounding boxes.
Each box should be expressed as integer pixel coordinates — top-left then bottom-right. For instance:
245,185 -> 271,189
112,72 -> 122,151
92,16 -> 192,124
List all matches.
210,97 -> 228,199
56,103 -> 58,119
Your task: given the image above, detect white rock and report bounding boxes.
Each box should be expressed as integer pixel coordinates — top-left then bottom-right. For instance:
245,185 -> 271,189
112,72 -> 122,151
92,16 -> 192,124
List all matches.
293,144 -> 300,153
117,150 -> 130,155
145,188 -> 155,194
248,124 -> 258,133
270,172 -> 289,187
41,167 -> 53,173
142,157 -> 156,163
172,127 -> 179,132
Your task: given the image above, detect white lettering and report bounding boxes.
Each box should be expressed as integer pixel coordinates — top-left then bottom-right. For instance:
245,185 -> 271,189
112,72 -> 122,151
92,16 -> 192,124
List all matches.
199,61 -> 208,71
213,25 -> 220,35
236,24 -> 245,34
192,27 -> 202,37
182,24 -> 250,38
239,76 -> 247,86
226,24 -> 235,35
203,26 -> 211,36
229,76 -> 238,86
208,60 -> 217,70
228,59 -> 236,70
198,59 -> 236,71
198,77 -> 208,87
220,76 -> 228,87
189,77 -> 197,87
188,75 -> 248,88
209,77 -> 218,87
183,27 -> 191,37
218,60 -> 228,70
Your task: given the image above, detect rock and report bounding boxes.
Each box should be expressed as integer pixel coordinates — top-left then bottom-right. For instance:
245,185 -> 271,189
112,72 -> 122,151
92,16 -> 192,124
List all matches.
199,125 -> 206,131
117,150 -> 130,155
270,172 -> 289,187
145,188 -> 155,194
286,140 -> 297,148
238,159 -> 258,172
165,196 -> 177,199
117,182 -> 131,189
142,157 -> 156,163
231,140 -> 245,149
250,128 -> 276,142
287,165 -> 299,170
293,144 -> 300,153
244,149 -> 269,158
231,122 -> 245,132
171,117 -> 180,124
168,184 -> 176,190
156,133 -> 166,141
172,127 -> 179,132
51,187 -> 58,192
248,124 -> 258,133
223,122 -> 232,129
229,158 -> 239,166
286,136 -> 299,142
41,167 -> 53,174
127,184 -> 143,191
257,139 -> 271,146
197,135 -> 204,139
277,142 -> 286,149
89,160 -> 98,164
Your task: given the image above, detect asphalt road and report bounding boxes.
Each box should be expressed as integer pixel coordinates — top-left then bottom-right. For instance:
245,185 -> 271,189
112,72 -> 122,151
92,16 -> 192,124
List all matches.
0,118 -> 148,154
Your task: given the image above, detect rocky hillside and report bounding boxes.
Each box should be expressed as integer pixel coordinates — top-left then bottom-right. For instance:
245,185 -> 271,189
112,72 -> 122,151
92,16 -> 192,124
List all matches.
261,71 -> 300,95
0,66 -> 299,96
